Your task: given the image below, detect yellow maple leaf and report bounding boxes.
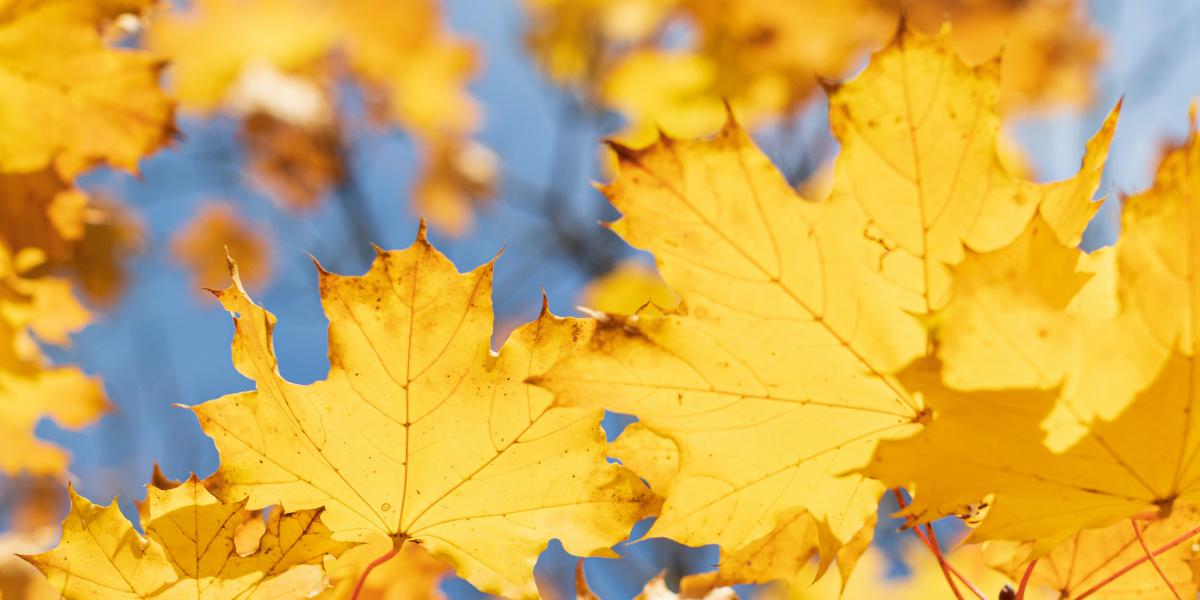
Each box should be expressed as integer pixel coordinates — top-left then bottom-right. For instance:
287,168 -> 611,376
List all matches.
827,25 -> 1118,311
170,202 -> 273,294
192,225 -> 657,598
0,0 -> 172,174
24,476 -> 354,599
862,112 -> 1200,543
532,117 -> 926,569
987,508 -> 1200,599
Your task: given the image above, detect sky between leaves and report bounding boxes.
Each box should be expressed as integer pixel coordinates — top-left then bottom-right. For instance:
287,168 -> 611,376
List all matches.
3,0 -> 1200,599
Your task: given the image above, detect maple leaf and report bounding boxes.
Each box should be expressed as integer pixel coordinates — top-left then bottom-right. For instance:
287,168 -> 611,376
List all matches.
170,203 -> 273,294
532,114 -> 926,568
826,25 -> 1118,311
192,225 -> 656,598
987,508 -> 1200,599
0,0 -> 172,173
862,115 -> 1200,543
24,476 -> 353,599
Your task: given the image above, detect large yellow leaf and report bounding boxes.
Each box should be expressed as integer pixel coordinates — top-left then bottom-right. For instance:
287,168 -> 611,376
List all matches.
24,477 -> 353,599
0,0 -> 172,173
533,118 -> 926,566
193,226 -> 656,598
827,26 -> 1118,311
862,115 -> 1200,544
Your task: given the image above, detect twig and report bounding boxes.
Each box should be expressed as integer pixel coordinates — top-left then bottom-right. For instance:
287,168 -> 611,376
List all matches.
1016,559 -> 1037,599
891,489 -> 971,600
350,539 -> 405,600
1129,519 -> 1182,599
1074,522 -> 1200,599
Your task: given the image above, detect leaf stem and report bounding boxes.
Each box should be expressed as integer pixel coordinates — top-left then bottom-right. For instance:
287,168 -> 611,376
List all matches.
1129,518 -> 1182,599
1016,559 -> 1037,599
891,488 -> 977,600
1074,522 -> 1200,599
350,539 -> 405,600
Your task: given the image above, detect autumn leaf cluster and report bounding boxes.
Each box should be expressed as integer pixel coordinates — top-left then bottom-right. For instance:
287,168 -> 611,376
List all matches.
4,0 -> 1200,599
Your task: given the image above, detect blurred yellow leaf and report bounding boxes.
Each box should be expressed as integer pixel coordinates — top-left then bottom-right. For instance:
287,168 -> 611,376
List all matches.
171,202 -> 273,293
0,0 -> 172,173
242,112 -> 344,213
0,248 -> 107,478
414,139 -> 498,237
578,260 -> 679,316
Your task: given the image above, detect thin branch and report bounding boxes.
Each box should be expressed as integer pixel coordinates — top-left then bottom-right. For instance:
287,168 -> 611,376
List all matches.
1016,559 -> 1037,600
350,539 -> 405,600
1129,519 -> 1182,599
1074,522 -> 1200,599
891,489 -> 971,600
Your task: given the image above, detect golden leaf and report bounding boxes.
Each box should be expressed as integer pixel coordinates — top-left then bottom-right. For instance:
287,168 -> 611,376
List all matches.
533,118 -> 926,568
0,0 -> 172,173
24,477 -> 354,599
193,225 -> 657,598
